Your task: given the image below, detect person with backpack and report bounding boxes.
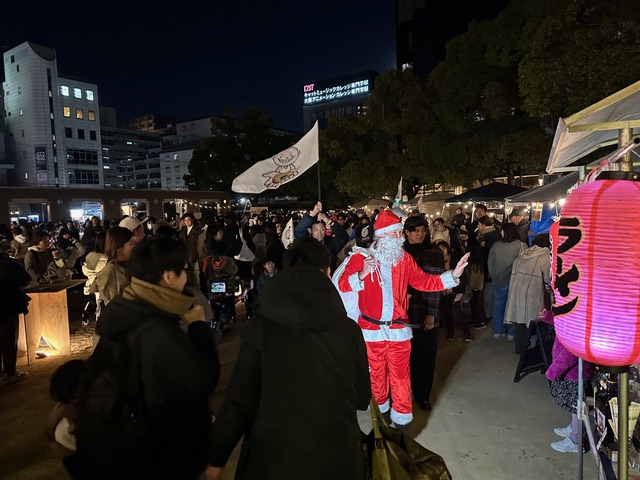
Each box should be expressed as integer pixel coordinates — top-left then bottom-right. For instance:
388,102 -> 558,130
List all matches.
75,236 -> 220,480
204,237 -> 370,480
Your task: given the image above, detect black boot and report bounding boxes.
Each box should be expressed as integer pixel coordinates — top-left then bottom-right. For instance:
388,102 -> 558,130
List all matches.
394,421 -> 412,437
381,410 -> 391,426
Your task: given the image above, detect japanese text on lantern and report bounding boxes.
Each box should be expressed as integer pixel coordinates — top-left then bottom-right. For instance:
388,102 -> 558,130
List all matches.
552,217 -> 581,316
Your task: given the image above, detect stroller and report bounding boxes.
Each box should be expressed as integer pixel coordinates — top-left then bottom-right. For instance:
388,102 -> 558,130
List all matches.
202,255 -> 241,334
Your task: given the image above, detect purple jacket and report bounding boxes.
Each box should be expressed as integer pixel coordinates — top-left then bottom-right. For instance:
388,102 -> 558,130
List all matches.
540,309 -> 594,382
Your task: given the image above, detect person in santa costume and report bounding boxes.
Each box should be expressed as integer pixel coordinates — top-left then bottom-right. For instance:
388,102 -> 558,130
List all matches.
334,210 -> 469,433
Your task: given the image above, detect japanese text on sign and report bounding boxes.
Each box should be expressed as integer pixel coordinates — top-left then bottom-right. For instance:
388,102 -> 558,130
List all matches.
552,217 -> 581,316
303,80 -> 370,105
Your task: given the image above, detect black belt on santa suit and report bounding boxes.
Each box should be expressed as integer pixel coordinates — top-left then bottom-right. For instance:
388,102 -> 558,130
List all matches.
360,313 -> 420,329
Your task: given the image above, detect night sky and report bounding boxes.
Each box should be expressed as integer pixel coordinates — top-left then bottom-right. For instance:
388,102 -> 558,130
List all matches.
2,0 -> 509,133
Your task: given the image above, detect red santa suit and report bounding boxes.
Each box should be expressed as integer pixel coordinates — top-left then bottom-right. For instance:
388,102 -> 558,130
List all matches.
333,211 -> 459,426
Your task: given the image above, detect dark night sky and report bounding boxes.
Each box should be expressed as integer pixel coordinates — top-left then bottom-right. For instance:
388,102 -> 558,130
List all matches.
2,0 -> 509,133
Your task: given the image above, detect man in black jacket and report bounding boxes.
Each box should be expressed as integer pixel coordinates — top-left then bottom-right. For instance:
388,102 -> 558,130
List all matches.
0,241 -> 31,383
205,237 -> 371,480
293,201 -> 349,274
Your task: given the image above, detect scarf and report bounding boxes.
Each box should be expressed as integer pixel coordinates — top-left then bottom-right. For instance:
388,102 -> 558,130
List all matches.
122,277 -> 195,318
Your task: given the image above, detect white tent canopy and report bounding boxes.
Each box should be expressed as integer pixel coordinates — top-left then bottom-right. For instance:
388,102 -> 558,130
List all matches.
505,172 -> 578,206
404,192 -> 452,218
546,79 -> 640,173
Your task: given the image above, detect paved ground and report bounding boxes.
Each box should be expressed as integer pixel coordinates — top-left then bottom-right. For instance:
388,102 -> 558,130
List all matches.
0,286 -> 595,479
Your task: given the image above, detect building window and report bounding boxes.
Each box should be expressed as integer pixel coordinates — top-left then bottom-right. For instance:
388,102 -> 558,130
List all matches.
174,165 -> 180,172
66,149 -> 99,165
78,129 -> 85,139
73,88 -> 82,99
10,55 -> 15,63
68,169 -> 100,185
17,86 -> 21,94
16,65 -> 19,72
21,129 -> 24,137
63,106 -> 71,117
167,178 -> 172,184
86,90 -> 94,101
76,108 -> 83,119
65,128 -> 73,138
24,172 -> 28,179
173,154 -> 179,161
60,85 -> 69,96
23,150 -> 26,159
165,166 -> 171,173
88,110 -> 96,121
175,177 -> 181,183
19,109 -> 23,116
90,130 -> 96,141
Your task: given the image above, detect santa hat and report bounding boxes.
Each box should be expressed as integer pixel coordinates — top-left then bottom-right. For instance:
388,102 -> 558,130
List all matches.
374,210 -> 403,236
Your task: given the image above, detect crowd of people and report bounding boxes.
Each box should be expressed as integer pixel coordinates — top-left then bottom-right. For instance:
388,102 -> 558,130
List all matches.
0,199 -> 573,478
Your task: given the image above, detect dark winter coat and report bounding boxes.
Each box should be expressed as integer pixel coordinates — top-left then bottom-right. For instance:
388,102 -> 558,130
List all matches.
79,296 -> 220,479
208,265 -> 371,480
0,254 -> 31,316
404,242 -> 445,326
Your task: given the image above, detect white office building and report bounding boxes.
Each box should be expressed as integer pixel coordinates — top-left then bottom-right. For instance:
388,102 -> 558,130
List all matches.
2,41 -> 103,187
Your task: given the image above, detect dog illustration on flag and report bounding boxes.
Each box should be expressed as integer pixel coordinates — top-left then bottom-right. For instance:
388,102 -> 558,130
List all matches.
262,147 -> 300,189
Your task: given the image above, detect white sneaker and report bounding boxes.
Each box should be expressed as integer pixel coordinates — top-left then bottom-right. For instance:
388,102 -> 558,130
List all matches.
551,437 -> 578,453
554,424 -> 572,437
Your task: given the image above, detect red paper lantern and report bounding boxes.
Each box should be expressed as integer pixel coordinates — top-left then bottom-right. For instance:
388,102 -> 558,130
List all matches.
551,175 -> 640,366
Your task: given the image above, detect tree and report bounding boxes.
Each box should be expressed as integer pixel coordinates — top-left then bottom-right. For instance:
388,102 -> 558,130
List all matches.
184,107 -> 294,193
322,69 -> 438,198
519,0 -> 640,121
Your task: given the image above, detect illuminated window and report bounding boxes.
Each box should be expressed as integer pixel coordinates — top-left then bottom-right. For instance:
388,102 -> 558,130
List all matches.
73,88 -> 82,99
86,90 -> 94,101
76,108 -> 83,119
63,106 -> 71,117
88,111 -> 96,121
60,85 -> 69,96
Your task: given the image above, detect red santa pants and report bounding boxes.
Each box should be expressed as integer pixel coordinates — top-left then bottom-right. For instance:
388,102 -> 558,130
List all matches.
366,340 -> 412,425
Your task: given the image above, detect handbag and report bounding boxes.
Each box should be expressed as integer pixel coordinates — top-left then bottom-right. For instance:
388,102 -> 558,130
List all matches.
363,397 -> 453,480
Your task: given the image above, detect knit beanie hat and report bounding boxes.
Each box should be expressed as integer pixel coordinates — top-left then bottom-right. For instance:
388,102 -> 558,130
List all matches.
374,210 -> 403,236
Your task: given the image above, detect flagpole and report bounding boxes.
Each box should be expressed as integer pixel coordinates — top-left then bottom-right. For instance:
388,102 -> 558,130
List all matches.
317,160 -> 321,202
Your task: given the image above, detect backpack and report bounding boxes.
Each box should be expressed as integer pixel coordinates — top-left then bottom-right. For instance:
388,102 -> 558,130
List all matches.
75,322 -> 150,474
202,255 -> 239,297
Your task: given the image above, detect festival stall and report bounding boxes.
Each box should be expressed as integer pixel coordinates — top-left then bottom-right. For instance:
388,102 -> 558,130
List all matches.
544,79 -> 640,480
445,182 -> 527,223
402,192 -> 452,219
349,197 -> 392,217
504,172 -> 579,240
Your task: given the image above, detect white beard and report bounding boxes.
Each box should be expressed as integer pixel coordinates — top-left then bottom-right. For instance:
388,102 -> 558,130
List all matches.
372,236 -> 405,266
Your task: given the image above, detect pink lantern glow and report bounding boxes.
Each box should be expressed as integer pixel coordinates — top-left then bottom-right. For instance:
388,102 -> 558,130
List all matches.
551,177 -> 640,366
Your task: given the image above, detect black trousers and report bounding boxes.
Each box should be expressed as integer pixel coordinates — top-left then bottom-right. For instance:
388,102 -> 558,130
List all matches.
0,314 -> 19,375
410,327 -> 438,403
441,294 -> 470,338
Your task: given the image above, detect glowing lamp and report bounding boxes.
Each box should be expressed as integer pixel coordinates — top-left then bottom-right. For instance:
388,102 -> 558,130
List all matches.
551,173 -> 640,366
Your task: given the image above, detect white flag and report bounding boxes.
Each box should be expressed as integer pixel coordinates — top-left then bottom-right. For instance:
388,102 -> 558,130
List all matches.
393,176 -> 403,206
281,218 -> 295,249
232,121 -> 319,194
